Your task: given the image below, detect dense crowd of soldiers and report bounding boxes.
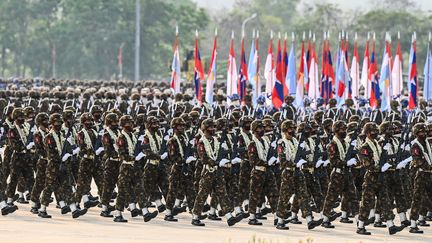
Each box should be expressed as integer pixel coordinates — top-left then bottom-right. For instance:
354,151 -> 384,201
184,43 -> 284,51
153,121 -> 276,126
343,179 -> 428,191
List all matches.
1,78 -> 432,236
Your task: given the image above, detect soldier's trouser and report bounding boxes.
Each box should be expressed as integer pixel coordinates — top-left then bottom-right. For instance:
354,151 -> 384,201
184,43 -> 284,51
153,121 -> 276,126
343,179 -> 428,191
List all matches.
209,167 -> 242,210
6,153 -> 34,198
101,159 -> 121,206
358,171 -> 394,222
238,160 -> 251,202
91,155 -> 104,196
0,168 -> 7,202
303,170 -> 324,212
2,145 -> 12,180
17,152 -> 38,193
156,163 -> 169,199
248,169 -> 279,214
166,164 -> 195,211
74,158 -> 94,203
193,160 -> 203,193
192,169 -> 232,216
410,171 -> 432,221
271,164 -> 282,191
276,169 -> 312,219
30,158 -> 48,203
322,169 -> 359,217
115,163 -> 146,211
142,163 -> 163,206
314,167 -> 329,198
385,170 -> 408,214
351,167 -> 365,196
40,161 -> 73,206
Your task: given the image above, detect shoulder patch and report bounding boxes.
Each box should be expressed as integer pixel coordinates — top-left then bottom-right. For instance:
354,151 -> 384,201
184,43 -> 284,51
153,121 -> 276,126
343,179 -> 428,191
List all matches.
361,148 -> 369,156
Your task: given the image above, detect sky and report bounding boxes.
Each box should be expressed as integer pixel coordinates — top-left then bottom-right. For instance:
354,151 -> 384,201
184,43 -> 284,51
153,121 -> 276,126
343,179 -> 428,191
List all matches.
194,0 -> 432,11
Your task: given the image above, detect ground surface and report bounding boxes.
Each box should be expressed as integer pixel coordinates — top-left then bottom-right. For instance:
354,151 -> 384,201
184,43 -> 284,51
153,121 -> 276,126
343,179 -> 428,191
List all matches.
1,183 -> 431,243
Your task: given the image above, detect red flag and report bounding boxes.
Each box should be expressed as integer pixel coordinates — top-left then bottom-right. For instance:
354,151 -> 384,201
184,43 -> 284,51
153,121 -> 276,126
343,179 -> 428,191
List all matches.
194,31 -> 204,104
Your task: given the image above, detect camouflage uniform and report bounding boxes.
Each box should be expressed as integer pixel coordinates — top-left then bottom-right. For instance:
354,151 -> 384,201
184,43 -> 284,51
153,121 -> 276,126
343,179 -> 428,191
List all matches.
100,126 -> 121,207
238,127 -> 252,203
5,110 -> 34,201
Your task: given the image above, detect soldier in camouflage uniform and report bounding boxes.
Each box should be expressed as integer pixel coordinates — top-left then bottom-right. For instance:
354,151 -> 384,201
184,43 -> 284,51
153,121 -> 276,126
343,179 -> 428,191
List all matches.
29,113 -> 50,213
62,109 -> 80,183
191,118 -> 242,227
5,108 -> 34,205
275,120 -> 321,230
320,121 -> 359,228
100,113 -> 121,217
38,113 -> 87,218
89,105 -> 105,200
247,120 -> 279,226
237,116 -> 253,209
141,116 -> 166,213
73,113 -> 99,209
164,117 -> 196,222
356,122 -> 402,235
1,105 -> 15,181
113,115 -> 158,223
407,123 -> 432,233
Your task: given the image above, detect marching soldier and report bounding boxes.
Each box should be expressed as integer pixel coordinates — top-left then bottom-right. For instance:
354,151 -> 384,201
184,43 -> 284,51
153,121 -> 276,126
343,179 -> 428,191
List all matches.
275,120 -> 321,230
191,118 -> 242,227
38,113 -> 87,218
356,122 -> 402,235
100,113 -> 121,217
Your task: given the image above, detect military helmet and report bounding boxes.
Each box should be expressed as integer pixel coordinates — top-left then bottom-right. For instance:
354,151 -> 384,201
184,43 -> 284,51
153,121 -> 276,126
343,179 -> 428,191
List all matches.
202,118 -> 215,130
281,120 -> 296,132
413,123 -> 426,136
379,121 -> 393,134
239,116 -> 253,128
4,105 -> 14,117
285,95 -> 294,103
347,122 -> 358,134
146,116 -> 159,125
363,122 -> 379,135
251,120 -> 264,132
262,118 -> 273,127
104,113 -> 119,126
80,112 -> 93,123
272,112 -> 281,122
35,112 -> 49,126
49,104 -> 62,114
345,98 -> 354,107
90,105 -> 103,114
390,100 -> 400,110
119,115 -> 133,127
135,114 -> 146,127
329,98 -> 337,106
63,109 -> 75,121
12,108 -> 25,120
348,115 -> 361,123
171,117 -> 186,128
49,113 -> 62,125
332,120 -> 347,133
24,106 -> 35,116
323,118 -> 333,130
314,110 -> 324,122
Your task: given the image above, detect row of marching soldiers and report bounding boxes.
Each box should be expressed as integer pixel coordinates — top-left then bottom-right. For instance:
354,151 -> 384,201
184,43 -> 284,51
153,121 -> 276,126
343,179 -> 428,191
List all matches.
0,102 -> 431,236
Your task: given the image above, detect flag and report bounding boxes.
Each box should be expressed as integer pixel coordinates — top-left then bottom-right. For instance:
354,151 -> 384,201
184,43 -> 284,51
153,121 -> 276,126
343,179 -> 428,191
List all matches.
295,37 -> 308,108
194,30 -> 204,104
247,31 -> 258,104
238,35 -> 249,105
424,35 -> 432,101
336,45 -> 350,106
320,34 -> 334,102
408,33 -> 418,110
351,34 -> 360,99
264,33 -> 275,105
305,36 -> 311,92
360,37 -> 370,98
170,27 -> 181,94
205,29 -> 217,104
286,33 -> 297,95
272,37 -> 284,109
308,34 -> 320,101
282,34 -> 288,94
369,37 -> 380,108
379,33 -> 392,111
392,34 -> 403,99
227,31 -> 238,103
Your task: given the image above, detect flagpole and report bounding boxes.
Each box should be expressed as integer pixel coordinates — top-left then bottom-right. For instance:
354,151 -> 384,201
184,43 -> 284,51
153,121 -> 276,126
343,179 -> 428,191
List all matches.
241,13 -> 257,37
134,0 -> 141,84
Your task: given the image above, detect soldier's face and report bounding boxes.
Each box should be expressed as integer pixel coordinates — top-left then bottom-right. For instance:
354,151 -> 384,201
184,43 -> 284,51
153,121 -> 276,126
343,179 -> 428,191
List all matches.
418,130 -> 426,140
256,126 -> 264,137
53,121 -> 62,130
369,130 -> 378,140
93,112 -> 102,121
176,124 -> 185,133
41,120 -> 49,128
243,123 -> 251,131
16,117 -> 25,125
111,121 -> 119,130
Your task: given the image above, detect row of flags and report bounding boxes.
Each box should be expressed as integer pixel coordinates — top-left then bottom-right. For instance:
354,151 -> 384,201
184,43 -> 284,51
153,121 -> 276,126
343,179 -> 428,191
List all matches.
170,28 -> 427,111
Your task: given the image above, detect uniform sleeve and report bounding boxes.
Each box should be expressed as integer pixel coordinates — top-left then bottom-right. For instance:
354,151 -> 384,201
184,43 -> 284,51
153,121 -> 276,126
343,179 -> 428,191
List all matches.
44,134 -> 61,162
117,136 -> 131,161
277,142 -> 290,168
248,142 -> 264,167
357,145 -> 374,169
168,139 -> 183,164
7,128 -> 26,152
411,144 -> 429,170
197,140 -> 215,166
77,131 -> 93,157
142,135 -> 159,160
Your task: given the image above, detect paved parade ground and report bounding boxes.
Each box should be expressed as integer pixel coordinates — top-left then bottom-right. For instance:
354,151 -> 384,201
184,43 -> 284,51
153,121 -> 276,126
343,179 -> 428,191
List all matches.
1,186 -> 431,243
